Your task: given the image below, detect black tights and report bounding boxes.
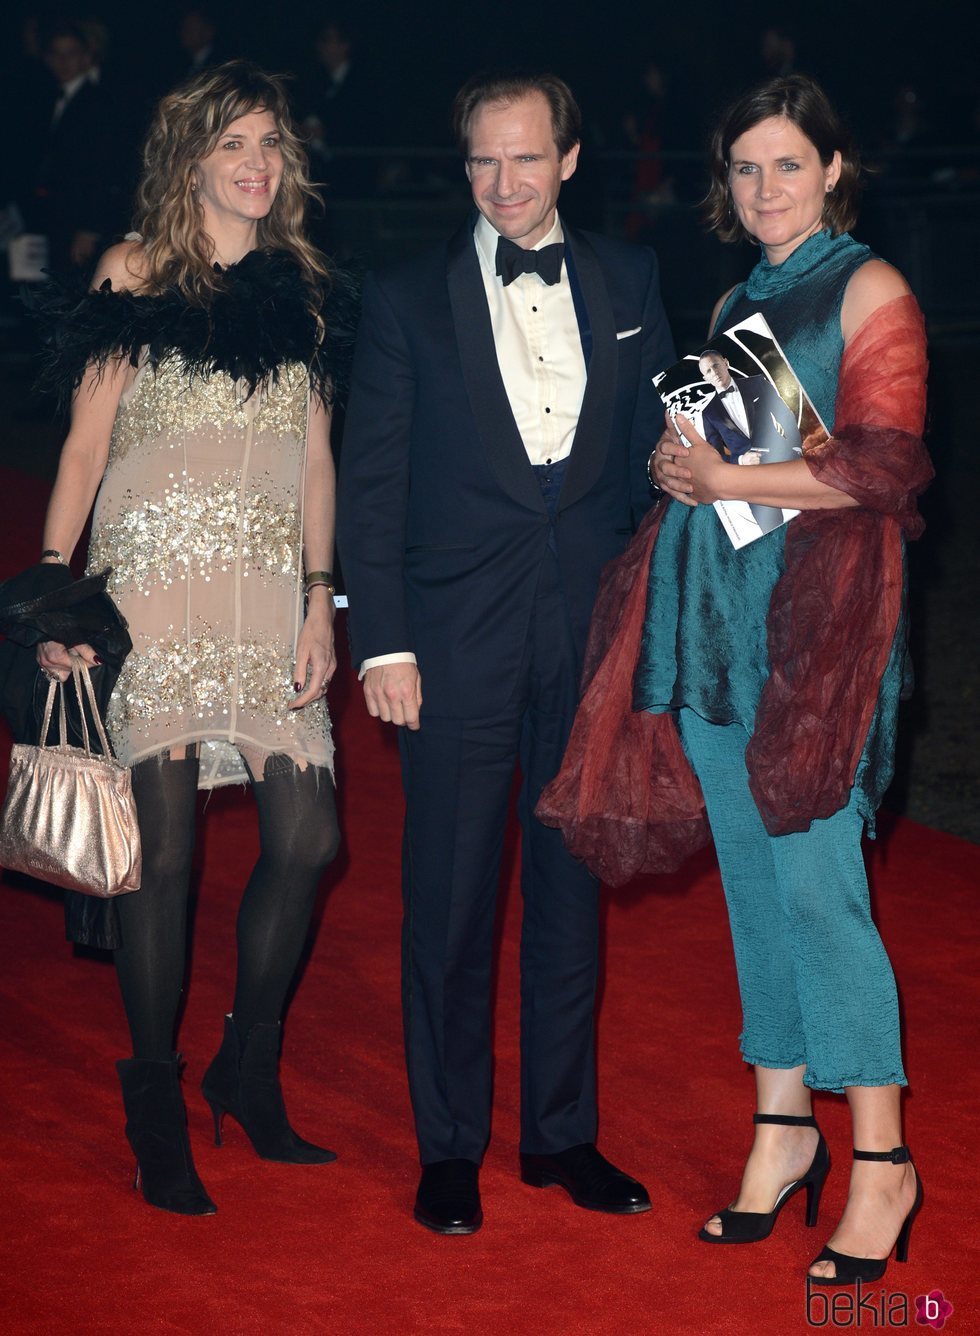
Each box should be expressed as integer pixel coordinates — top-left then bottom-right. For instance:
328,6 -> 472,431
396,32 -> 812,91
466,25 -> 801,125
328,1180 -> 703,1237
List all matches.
113,751 -> 340,1059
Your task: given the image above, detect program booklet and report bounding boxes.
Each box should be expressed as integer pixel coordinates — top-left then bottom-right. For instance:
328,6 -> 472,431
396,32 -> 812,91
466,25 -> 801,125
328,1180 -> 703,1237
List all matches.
653,312 -> 828,549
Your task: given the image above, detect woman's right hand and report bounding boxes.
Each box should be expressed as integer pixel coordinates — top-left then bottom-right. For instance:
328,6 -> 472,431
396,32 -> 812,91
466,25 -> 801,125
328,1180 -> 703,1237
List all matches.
651,415 -> 697,506
37,641 -> 100,683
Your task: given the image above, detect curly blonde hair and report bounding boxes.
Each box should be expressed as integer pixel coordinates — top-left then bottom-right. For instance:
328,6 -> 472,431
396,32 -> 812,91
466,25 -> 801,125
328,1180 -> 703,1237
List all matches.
133,61 -> 329,311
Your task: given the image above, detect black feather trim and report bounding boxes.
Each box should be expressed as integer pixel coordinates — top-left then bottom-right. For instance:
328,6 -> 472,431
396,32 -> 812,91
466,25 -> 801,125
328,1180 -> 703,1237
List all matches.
28,249 -> 359,412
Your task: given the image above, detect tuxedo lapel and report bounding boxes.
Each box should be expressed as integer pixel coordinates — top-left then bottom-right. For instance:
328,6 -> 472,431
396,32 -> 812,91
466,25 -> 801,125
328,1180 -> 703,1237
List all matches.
744,378 -> 764,435
565,247 -> 592,369
558,227 -> 617,511
446,220 -> 545,515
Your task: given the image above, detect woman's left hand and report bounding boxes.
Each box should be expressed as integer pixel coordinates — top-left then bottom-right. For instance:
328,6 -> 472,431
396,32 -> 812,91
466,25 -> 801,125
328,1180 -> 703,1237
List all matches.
290,599 -> 336,709
669,414 -> 733,505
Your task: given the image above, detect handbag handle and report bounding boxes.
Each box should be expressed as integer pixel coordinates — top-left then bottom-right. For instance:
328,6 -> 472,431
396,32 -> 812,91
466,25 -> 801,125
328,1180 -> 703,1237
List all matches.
71,659 -> 113,758
39,675 -> 62,748
39,660 -> 113,758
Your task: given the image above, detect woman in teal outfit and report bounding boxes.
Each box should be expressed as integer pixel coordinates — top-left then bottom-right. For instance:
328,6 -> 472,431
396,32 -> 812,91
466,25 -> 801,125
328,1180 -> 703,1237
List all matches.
648,77 -> 930,1284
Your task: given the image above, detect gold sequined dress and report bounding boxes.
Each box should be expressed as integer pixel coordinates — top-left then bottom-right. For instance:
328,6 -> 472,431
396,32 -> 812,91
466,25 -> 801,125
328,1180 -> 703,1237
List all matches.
39,250 -> 348,789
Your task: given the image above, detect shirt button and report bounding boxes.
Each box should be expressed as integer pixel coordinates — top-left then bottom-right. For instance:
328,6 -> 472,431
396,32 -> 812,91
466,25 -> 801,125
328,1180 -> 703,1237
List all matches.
538,355 -> 544,362
531,305 -> 538,312
544,407 -> 551,414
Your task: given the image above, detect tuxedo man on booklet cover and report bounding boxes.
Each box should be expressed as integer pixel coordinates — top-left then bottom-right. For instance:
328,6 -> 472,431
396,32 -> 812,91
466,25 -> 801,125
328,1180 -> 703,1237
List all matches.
338,71 -> 674,1234
698,349 -> 802,534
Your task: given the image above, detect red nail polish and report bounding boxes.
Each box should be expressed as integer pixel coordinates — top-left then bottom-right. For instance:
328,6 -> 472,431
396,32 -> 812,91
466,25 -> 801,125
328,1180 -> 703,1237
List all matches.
293,682 -> 302,692
93,655 -> 102,665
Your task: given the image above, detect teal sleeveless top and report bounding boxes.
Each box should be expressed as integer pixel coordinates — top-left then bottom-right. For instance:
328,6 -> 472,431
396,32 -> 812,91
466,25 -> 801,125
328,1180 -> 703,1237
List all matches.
634,230 -> 906,827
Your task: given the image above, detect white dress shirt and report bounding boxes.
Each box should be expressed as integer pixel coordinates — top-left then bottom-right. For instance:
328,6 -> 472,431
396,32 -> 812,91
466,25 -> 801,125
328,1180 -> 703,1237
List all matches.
360,209 -> 586,677
473,212 -> 586,466
51,73 -> 89,125
717,381 -> 750,438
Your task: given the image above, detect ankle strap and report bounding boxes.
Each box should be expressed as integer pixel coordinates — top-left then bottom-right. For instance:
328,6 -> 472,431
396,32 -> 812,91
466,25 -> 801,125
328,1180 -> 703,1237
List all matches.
753,1113 -> 817,1127
853,1145 -> 911,1164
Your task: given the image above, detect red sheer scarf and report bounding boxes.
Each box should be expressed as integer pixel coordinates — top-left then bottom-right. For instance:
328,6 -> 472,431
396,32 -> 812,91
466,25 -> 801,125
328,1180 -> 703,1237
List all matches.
536,295 -> 933,885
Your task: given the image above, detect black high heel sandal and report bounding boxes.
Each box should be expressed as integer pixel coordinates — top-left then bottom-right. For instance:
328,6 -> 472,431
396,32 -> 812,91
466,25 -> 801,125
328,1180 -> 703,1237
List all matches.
699,1113 -> 830,1244
808,1146 -> 922,1286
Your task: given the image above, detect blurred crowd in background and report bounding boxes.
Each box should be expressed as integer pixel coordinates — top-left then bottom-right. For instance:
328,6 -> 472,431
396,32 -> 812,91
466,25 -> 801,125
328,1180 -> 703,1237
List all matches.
1,2 -> 978,311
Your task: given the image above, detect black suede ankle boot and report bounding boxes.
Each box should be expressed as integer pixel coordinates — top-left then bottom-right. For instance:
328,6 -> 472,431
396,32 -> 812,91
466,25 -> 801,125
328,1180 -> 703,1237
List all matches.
116,1055 -> 216,1215
201,1016 -> 336,1165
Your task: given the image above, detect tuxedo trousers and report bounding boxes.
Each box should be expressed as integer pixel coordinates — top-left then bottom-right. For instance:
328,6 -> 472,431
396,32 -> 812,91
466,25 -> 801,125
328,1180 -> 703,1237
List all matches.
398,549 -> 600,1163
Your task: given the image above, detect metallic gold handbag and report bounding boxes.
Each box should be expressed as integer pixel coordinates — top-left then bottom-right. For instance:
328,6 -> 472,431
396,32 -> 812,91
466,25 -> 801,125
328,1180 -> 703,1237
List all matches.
0,660 -> 141,897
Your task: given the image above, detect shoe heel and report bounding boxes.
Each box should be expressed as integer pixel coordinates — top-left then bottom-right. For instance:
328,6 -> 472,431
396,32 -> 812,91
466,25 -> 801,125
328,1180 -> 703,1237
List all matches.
133,1163 -> 141,1192
520,1166 -> 552,1189
804,1135 -> 830,1227
895,1208 -> 915,1263
207,1100 -> 224,1147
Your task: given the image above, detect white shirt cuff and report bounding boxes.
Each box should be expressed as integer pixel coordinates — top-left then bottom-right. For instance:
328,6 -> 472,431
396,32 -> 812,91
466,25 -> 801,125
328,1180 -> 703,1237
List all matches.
358,652 -> 417,681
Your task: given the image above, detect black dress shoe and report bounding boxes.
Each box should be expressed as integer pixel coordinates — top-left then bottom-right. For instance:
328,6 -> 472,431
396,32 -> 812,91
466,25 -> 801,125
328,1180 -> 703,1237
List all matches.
520,1143 -> 651,1214
414,1158 -> 483,1234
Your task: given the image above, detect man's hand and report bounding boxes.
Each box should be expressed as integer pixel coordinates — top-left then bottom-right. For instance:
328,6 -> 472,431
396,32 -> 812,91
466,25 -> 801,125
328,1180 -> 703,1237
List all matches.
363,662 -> 422,730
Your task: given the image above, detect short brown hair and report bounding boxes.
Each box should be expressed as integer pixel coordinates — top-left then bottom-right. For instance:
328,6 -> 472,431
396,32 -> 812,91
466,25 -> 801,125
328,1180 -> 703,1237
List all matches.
452,71 -> 581,159
703,75 -> 861,243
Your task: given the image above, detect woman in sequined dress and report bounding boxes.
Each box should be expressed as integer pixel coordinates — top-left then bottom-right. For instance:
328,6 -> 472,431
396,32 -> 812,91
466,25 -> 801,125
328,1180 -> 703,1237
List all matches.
35,62 -> 349,1215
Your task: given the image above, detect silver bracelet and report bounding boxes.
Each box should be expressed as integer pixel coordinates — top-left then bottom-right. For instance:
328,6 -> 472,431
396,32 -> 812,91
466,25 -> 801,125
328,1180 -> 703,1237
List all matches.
646,451 -> 663,495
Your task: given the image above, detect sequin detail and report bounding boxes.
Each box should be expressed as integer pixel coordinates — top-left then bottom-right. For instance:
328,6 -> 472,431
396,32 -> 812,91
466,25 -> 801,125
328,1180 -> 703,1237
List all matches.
109,628 -> 302,722
107,356 -> 308,467
89,475 -> 301,592
87,344 -> 334,788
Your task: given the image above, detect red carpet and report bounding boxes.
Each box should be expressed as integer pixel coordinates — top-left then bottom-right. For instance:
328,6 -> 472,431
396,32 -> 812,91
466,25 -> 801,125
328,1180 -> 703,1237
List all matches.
1,467 -> 978,1334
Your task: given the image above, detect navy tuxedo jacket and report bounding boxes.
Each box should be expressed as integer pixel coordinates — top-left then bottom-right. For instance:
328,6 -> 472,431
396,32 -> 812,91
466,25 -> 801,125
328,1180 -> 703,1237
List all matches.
338,217 -> 674,719
701,375 -> 802,463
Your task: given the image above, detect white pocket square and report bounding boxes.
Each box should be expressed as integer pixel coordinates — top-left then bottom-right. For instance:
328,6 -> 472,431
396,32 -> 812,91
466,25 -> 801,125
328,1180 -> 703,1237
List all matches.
616,327 -> 641,340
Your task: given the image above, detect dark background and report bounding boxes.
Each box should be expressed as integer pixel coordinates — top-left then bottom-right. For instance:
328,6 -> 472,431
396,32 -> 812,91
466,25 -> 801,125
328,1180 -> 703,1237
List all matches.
3,0 -> 978,193
3,0 -> 977,139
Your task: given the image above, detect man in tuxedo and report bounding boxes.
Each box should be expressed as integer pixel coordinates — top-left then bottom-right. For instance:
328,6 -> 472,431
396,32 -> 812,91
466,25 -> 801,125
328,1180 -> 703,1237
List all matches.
175,6 -> 226,80
31,20 -> 122,276
298,19 -> 380,199
698,350 -> 802,534
338,72 -> 674,1234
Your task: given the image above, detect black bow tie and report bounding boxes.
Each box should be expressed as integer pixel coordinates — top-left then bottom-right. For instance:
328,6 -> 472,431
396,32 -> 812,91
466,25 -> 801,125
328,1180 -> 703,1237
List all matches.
718,384 -> 737,397
495,235 -> 565,286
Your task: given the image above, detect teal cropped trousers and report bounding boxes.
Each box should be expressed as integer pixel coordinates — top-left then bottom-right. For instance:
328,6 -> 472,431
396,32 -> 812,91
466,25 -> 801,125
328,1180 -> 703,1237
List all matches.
678,709 -> 907,1093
